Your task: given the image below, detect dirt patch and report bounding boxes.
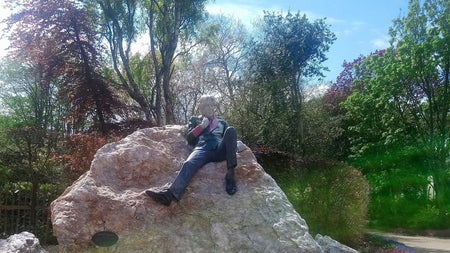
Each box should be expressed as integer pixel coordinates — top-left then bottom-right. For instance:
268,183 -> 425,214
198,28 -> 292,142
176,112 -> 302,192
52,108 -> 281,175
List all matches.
379,233 -> 450,252
43,245 -> 59,253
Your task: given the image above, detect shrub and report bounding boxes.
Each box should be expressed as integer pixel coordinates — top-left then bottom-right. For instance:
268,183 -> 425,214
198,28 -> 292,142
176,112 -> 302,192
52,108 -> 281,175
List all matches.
58,134 -> 108,181
260,155 -> 370,248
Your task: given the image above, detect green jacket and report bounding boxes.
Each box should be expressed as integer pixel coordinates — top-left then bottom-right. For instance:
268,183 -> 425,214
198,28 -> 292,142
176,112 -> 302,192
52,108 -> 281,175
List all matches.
186,116 -> 228,150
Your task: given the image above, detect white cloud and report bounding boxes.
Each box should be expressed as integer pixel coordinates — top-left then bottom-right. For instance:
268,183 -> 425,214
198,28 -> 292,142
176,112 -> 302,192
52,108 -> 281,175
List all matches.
299,10 -> 322,20
304,84 -> 329,101
205,3 -> 325,30
205,3 -> 264,28
371,35 -> 390,49
326,17 -> 346,25
334,20 -> 365,37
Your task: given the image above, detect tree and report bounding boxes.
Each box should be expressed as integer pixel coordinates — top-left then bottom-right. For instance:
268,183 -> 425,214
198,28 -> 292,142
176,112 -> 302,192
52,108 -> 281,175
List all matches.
200,15 -> 252,112
241,11 -> 335,153
5,0 -> 124,134
95,0 -> 208,125
319,55 -> 369,160
0,58 -> 64,234
389,0 -> 450,212
323,55 -> 367,116
95,0 -> 155,123
170,56 -> 209,123
301,97 -> 346,159
343,0 -> 450,223
172,15 -> 253,123
0,115 -> 15,186
143,0 -> 208,125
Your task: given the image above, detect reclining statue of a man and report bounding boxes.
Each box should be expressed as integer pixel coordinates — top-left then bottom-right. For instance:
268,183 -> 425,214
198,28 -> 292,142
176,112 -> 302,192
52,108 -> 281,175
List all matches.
146,95 -> 238,206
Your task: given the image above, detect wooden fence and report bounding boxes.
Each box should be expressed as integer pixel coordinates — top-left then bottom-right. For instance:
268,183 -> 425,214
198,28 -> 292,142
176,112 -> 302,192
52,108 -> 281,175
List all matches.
0,183 -> 59,245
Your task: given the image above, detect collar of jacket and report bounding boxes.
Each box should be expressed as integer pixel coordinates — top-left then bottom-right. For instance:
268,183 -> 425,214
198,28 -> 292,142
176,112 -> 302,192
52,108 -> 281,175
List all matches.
208,117 -> 218,133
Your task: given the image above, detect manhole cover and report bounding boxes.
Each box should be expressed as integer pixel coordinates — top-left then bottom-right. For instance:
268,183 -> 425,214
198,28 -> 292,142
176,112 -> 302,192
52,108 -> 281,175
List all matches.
91,231 -> 118,247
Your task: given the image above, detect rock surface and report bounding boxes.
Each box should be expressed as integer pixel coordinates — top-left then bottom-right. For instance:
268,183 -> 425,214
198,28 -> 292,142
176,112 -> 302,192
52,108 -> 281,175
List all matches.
51,125 -> 356,252
0,232 -> 48,253
315,234 -> 359,253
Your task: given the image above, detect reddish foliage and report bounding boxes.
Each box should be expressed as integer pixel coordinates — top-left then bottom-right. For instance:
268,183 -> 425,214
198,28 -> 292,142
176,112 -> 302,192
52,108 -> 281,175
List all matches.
322,55 -> 366,115
323,50 -> 386,116
60,134 -> 108,180
5,0 -> 129,134
57,120 -> 154,181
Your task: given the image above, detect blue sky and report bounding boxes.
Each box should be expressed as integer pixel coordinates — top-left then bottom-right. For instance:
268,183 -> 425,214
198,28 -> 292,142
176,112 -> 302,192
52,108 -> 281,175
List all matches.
0,0 -> 410,84
206,0 -> 410,84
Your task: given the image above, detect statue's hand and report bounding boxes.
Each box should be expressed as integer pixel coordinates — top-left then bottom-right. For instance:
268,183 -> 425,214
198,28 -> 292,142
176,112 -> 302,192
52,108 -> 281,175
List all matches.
201,117 -> 210,129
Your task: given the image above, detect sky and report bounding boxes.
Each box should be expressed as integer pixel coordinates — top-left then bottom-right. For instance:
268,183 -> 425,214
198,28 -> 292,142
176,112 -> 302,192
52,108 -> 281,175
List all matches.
0,0 -> 410,85
206,0 -> 410,84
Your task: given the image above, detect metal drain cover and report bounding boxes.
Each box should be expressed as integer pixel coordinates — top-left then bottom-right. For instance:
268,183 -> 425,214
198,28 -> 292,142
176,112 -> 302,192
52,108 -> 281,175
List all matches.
91,231 -> 118,247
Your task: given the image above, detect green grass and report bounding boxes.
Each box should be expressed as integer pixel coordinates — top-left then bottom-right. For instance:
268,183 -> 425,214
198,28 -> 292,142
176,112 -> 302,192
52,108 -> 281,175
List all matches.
259,156 -> 370,248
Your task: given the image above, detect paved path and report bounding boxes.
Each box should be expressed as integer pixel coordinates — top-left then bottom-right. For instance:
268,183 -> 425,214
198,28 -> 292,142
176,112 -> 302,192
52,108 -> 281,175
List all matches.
381,233 -> 450,253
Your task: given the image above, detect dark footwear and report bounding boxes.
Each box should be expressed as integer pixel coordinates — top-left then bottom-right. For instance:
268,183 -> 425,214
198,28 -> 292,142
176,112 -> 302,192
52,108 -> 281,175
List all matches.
145,189 -> 173,206
225,177 -> 237,195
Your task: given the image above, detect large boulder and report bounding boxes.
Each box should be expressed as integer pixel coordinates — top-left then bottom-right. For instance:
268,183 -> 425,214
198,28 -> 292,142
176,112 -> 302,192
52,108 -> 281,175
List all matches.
51,125 -> 356,252
315,235 -> 358,253
0,232 -> 48,253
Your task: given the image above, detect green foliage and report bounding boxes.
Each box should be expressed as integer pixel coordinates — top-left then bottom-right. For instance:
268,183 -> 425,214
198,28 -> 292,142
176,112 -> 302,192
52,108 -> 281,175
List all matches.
261,156 -> 369,248
239,11 -> 335,153
302,97 -> 347,159
94,0 -> 209,124
410,205 -> 446,229
1,0 -> 448,243
0,181 -> 61,244
0,50 -> 66,245
0,115 -> 14,185
342,0 -> 450,228
5,0 -> 126,133
353,142 -> 450,230
0,111 -> 65,244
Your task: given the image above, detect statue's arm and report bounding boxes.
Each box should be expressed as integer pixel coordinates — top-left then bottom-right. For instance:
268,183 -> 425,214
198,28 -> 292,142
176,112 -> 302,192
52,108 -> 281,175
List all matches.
186,116 -> 202,146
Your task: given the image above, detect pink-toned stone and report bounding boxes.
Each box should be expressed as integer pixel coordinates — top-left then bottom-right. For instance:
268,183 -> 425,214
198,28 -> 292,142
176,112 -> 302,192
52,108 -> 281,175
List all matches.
50,125 -> 354,252
0,232 -> 48,253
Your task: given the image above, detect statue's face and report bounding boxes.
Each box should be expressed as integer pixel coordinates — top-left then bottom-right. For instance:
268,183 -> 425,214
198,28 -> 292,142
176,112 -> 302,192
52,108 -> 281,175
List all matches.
198,99 -> 215,118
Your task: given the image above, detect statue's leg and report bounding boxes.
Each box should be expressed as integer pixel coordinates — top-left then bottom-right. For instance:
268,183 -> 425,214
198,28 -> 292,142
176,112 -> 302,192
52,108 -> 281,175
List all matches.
169,149 -> 212,200
215,127 -> 237,195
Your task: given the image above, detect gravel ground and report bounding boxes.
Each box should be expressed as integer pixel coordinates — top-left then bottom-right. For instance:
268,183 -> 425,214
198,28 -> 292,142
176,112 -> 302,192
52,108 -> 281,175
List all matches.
381,233 -> 450,253
44,233 -> 450,253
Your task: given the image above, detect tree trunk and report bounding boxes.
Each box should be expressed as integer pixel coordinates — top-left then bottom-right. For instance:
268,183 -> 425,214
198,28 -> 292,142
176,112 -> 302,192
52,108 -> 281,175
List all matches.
30,179 -> 39,231
163,71 -> 175,124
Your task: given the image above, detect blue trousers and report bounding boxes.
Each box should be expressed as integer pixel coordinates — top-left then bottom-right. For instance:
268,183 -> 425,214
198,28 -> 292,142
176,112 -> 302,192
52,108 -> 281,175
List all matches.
169,127 -> 237,200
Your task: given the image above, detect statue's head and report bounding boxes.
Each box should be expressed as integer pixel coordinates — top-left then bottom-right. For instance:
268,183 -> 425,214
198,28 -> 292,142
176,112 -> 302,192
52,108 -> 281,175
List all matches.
198,95 -> 217,118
